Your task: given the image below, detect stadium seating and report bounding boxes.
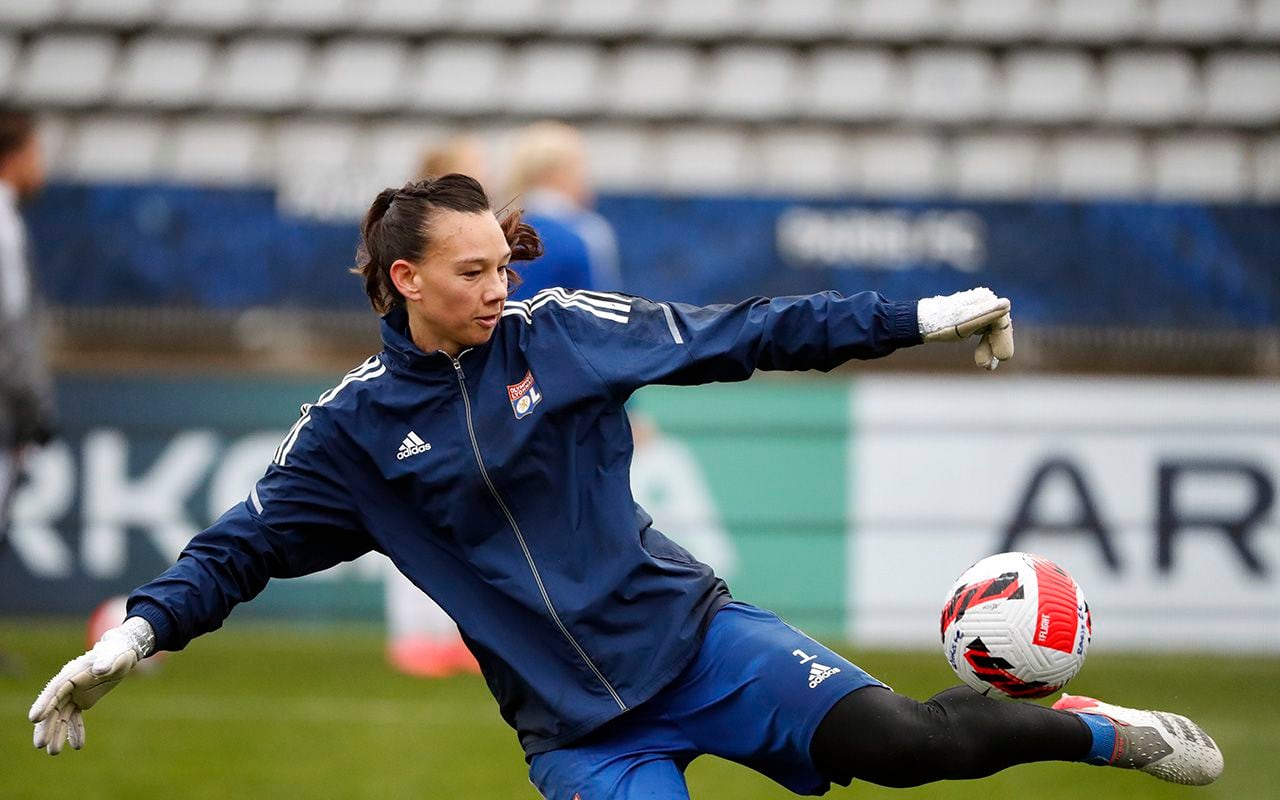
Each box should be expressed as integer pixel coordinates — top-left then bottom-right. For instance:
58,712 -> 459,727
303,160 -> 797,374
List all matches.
805,48 -> 900,121
902,49 -> 999,122
1003,50 -> 1099,122
168,117 -> 268,184
66,115 -> 167,181
704,46 -> 802,120
1152,134 -> 1249,199
610,44 -> 703,118
407,40 -> 507,115
1203,53 -> 1280,124
0,0 -> 1274,200
211,37 -> 313,110
506,42 -> 607,116
308,39 -> 409,113
858,132 -> 948,195
951,0 -> 1047,41
1049,134 -> 1149,197
953,133 -> 1044,197
114,35 -> 216,109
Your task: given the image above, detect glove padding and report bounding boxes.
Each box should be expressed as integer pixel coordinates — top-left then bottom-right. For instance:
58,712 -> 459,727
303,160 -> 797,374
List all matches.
29,622 -> 146,755
917,288 -> 1015,370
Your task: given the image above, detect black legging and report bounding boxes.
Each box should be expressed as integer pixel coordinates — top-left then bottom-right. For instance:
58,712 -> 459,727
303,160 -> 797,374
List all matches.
809,685 -> 1093,788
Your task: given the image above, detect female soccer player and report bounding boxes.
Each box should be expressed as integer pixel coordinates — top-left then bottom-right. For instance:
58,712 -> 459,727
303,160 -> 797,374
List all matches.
30,176 -> 1222,797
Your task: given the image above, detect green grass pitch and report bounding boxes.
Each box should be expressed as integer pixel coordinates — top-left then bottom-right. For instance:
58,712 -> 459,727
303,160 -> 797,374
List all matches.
3,621 -> 1275,799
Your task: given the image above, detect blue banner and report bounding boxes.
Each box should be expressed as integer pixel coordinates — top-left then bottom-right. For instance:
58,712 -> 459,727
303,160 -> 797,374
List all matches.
26,182 -> 1280,327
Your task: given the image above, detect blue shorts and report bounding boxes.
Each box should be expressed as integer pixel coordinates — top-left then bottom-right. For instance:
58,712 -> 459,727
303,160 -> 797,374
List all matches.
528,602 -> 883,799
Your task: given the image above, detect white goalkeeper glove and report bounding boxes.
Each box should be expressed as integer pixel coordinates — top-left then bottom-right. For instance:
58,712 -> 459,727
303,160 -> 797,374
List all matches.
29,616 -> 155,755
917,287 -> 1014,370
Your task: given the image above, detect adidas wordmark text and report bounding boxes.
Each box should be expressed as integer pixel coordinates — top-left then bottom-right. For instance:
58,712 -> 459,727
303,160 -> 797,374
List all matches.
397,431 -> 432,460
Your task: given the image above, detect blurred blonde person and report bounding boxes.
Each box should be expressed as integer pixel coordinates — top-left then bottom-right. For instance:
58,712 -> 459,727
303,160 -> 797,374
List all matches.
382,134 -> 492,678
505,121 -> 621,300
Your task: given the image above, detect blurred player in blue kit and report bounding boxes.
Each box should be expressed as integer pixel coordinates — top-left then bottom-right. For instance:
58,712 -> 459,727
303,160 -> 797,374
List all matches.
30,176 -> 1223,797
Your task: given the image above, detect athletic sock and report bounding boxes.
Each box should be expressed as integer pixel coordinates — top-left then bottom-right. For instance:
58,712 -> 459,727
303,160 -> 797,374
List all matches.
1075,713 -> 1119,766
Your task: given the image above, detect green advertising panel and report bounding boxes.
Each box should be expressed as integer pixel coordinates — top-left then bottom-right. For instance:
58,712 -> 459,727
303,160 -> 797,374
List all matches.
631,377 -> 849,635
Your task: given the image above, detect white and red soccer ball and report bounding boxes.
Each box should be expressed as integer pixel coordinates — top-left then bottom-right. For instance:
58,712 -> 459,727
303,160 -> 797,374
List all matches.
940,552 -> 1090,699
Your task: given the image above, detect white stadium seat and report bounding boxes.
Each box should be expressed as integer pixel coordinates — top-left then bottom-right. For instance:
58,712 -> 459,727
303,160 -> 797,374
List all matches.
610,45 -> 703,118
357,0 -> 455,32
1153,135 -> 1247,199
704,46 -> 801,120
66,115 -> 167,181
758,128 -> 853,195
1101,51 -> 1200,124
750,0 -> 847,40
308,39 -> 409,113
212,38 -> 312,110
0,36 -> 18,97
1003,50 -> 1099,122
555,0 -> 651,36
856,133 -> 948,196
1203,54 -> 1280,124
853,0 -> 943,40
1256,0 -> 1280,39
951,0 -> 1048,41
506,43 -> 606,116
260,0 -> 355,30
64,0 -> 162,27
803,48 -> 900,121
114,36 -> 216,108
167,118 -> 268,185
953,133 -> 1045,197
164,0 -> 260,30
653,0 -> 749,38
406,41 -> 508,114
455,0 -> 549,34
0,0 -> 63,29
1049,0 -> 1148,42
656,127 -> 754,193
17,35 -> 119,107
1254,136 -> 1280,199
271,120 -> 362,177
1149,0 -> 1246,41
903,49 -> 998,122
579,124 -> 657,191
36,114 -> 72,176
1049,135 -> 1148,197
361,121 -> 457,186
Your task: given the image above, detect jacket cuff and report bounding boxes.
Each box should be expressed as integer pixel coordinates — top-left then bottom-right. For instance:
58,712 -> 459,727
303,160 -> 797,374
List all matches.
125,599 -> 178,653
889,301 -> 923,346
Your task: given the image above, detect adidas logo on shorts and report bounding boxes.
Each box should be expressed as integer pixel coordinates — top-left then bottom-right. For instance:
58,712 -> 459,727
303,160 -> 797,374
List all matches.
808,662 -> 841,689
397,431 -> 431,460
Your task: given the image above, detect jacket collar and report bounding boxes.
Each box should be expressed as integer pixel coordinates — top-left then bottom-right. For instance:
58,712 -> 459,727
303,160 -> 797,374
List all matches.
379,307 -> 490,374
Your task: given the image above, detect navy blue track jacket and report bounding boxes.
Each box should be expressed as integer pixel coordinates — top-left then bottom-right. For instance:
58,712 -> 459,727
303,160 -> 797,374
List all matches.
127,289 -> 921,756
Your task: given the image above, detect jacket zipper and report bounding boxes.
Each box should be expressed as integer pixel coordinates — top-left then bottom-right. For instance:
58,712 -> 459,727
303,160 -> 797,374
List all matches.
449,355 -> 627,711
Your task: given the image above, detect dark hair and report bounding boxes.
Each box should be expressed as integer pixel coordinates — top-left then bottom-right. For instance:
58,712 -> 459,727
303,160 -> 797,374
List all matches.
0,106 -> 36,160
353,174 -> 543,314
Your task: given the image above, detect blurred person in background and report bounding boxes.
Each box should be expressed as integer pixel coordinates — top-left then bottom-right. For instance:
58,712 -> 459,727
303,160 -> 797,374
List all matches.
506,120 -> 621,300
30,176 -> 1222,797
382,133 -> 493,678
0,107 -> 53,561
0,107 -> 53,676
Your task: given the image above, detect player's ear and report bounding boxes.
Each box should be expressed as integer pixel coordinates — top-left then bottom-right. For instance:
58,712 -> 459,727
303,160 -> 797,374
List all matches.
389,258 -> 422,302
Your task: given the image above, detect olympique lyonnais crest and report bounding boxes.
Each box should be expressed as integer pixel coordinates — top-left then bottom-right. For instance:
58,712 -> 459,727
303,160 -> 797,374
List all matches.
507,370 -> 543,419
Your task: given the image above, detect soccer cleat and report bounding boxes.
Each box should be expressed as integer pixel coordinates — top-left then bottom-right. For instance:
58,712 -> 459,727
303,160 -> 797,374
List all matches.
1053,694 -> 1223,785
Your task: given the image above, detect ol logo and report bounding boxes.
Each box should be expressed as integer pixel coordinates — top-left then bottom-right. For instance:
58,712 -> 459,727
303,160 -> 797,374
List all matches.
507,370 -> 543,419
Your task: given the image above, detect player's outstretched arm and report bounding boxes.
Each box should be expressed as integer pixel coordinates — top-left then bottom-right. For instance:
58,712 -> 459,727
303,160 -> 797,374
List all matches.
28,616 -> 154,755
917,287 -> 1014,370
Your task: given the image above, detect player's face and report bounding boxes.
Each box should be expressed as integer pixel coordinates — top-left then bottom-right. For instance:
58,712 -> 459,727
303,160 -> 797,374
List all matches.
399,209 -> 511,358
